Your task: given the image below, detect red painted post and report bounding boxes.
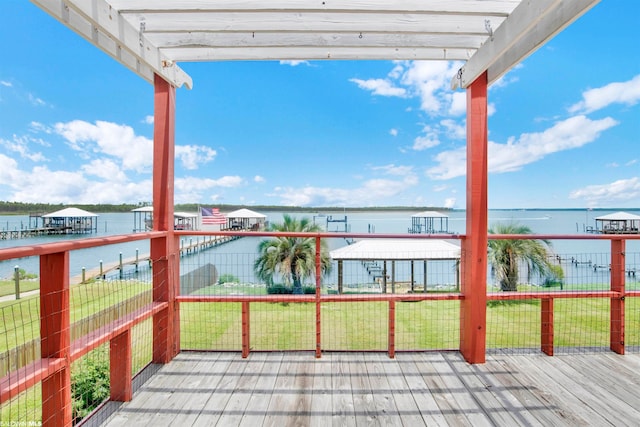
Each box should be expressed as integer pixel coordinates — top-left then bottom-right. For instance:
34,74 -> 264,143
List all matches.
541,299 -> 554,356
110,330 -> 132,401
610,239 -> 625,354
40,251 -> 72,426
315,236 -> 322,358
242,302 -> 250,358
460,72 -> 488,364
388,300 -> 396,358
152,74 -> 179,364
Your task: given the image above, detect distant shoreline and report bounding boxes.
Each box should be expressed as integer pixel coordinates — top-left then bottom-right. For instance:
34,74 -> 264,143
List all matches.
0,202 -> 638,216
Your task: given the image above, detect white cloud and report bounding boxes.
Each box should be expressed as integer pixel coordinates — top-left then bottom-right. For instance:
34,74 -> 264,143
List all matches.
174,175 -> 244,204
370,164 -> 414,177
2,164 -> 152,204
0,81 -> 12,87
280,60 -> 310,67
254,175 -> 265,183
349,78 -> 407,97
412,126 -> 440,150
81,159 -> 127,182
443,198 -> 456,209
143,115 -> 154,124
427,115 -> 618,180
28,93 -> 47,107
400,61 -> 463,115
0,135 -> 47,162
0,154 -> 20,183
389,128 -> 398,137
175,145 -> 217,170
569,177 -> 640,206
448,92 -> 466,116
569,74 -> 640,113
274,176 -> 419,207
55,120 -> 153,172
440,119 -> 466,140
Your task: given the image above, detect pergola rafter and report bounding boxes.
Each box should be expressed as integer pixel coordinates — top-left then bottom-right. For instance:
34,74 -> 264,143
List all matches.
31,0 -> 599,89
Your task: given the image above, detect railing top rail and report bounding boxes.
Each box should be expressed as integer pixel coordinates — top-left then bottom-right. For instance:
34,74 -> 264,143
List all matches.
175,230 -> 463,239
0,231 -> 166,261
488,233 -> 640,240
0,230 -> 637,262
175,230 -> 640,241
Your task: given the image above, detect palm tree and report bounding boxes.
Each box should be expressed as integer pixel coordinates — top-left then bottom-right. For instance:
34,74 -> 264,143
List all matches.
488,222 -> 555,291
254,214 -> 332,294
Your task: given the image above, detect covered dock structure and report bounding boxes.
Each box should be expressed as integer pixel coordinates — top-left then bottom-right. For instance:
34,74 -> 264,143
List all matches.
3,1 -> 621,426
40,207 -> 98,234
409,211 -> 452,234
132,206 -> 199,231
330,238 -> 460,293
595,211 -> 640,234
226,208 -> 267,231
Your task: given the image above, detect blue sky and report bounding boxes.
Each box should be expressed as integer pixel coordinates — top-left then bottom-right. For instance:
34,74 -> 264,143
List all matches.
1,2 -> 639,210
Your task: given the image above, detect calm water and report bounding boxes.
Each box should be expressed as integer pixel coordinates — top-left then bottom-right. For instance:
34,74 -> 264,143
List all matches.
1,209 -> 638,284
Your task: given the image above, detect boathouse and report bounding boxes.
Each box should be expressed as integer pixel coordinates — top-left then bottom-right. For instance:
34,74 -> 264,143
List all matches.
226,208 -> 267,230
132,206 -> 199,231
40,207 -> 98,234
408,211 -> 452,234
595,211 -> 640,234
330,238 -> 461,293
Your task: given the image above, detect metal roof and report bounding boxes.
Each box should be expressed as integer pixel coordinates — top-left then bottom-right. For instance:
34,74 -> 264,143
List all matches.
412,211 -> 449,218
595,211 -> 640,221
330,238 -> 460,261
226,208 -> 267,219
32,0 -> 599,90
42,207 -> 98,218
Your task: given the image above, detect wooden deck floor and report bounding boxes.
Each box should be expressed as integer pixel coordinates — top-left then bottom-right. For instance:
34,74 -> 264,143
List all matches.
99,351 -> 640,426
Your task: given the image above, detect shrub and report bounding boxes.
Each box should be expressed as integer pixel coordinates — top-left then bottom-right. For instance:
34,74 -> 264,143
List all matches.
218,273 -> 239,284
71,350 -> 110,424
302,286 -> 316,294
266,284 -> 293,294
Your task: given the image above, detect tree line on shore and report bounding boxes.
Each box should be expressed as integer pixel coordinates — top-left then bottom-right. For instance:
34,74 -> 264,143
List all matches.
0,201 -> 449,215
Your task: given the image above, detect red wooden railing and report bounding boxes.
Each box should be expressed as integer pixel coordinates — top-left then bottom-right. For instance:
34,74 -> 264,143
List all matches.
0,230 -> 638,426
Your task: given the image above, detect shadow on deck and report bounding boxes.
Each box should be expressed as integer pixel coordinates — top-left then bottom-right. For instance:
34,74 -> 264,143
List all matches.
94,351 -> 640,426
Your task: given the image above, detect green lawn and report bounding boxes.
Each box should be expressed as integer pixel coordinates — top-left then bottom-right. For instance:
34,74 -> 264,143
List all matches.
0,278 -> 40,297
3,282 -> 640,423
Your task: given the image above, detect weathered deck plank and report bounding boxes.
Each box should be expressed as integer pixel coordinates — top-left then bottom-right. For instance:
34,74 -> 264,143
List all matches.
100,351 -> 640,427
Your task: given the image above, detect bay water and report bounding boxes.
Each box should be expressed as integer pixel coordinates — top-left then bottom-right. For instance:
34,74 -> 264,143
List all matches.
1,209 -> 638,288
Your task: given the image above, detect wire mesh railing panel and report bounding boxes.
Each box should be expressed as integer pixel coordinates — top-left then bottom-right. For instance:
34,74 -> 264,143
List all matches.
0,297 -> 42,423
322,302 -> 387,351
250,302 -> 315,351
486,298 -> 541,351
180,302 -> 242,351
131,319 -> 153,375
395,300 -> 460,350
180,249 -> 267,297
547,252 -> 612,291
627,298 -> 640,350
70,344 -> 109,424
553,299 -> 611,353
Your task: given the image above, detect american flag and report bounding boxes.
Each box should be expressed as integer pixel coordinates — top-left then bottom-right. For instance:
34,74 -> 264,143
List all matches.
201,207 -> 227,225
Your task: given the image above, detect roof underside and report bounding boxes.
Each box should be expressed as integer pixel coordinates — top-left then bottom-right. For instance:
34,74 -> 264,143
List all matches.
330,239 -> 460,261
32,0 -> 599,90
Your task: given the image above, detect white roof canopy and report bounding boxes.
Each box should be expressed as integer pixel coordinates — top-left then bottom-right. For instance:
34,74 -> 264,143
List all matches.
226,208 -> 267,219
595,212 -> 640,221
32,0 -> 599,89
42,207 -> 98,218
330,239 -> 460,261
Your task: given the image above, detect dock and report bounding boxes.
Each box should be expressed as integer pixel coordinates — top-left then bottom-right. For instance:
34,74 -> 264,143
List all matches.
72,235 -> 239,284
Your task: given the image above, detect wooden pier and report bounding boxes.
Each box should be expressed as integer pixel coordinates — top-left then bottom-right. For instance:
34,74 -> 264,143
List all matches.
0,226 -> 78,240
73,235 -> 239,284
